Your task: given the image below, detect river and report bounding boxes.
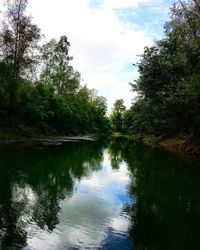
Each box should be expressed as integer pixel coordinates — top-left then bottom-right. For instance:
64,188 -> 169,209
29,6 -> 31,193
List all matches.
0,138 -> 200,250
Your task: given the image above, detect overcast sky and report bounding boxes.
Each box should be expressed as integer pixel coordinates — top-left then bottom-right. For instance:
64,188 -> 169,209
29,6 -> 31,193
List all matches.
2,0 -> 174,110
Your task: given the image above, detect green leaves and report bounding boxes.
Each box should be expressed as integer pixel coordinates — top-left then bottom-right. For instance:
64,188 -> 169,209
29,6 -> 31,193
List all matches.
40,36 -> 80,96
110,99 -> 126,132
125,0 -> 200,138
0,2 -> 108,135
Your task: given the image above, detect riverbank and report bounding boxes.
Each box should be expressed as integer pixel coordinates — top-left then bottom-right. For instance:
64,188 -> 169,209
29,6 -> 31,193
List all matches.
143,136 -> 200,159
111,132 -> 200,159
0,126 -> 97,146
1,128 -> 200,159
0,126 -> 42,141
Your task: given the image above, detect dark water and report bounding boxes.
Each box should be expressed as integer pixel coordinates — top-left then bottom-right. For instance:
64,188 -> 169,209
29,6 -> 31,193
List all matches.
0,138 -> 200,250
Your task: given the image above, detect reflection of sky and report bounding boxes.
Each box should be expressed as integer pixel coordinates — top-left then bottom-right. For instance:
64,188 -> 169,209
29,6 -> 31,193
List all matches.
23,151 -> 134,250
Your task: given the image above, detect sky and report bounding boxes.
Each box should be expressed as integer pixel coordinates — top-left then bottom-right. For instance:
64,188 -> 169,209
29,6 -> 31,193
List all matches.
2,0 -> 174,111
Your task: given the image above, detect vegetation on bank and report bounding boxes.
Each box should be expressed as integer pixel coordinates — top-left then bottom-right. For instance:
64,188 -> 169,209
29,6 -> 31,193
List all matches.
110,0 -> 200,156
0,0 -> 109,137
110,132 -> 200,159
142,135 -> 200,158
0,0 -> 199,160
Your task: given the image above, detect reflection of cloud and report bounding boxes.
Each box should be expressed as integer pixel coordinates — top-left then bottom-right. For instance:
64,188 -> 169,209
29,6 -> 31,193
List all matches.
81,159 -> 130,194
25,152 -> 132,249
12,184 -> 37,205
81,163 -> 130,191
26,193 -> 117,249
111,216 -> 129,232
59,194 -> 114,248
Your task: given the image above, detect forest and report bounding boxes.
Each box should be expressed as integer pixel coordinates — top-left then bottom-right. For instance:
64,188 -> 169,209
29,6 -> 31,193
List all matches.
0,0 -> 200,145
0,0 -> 109,136
110,0 -> 200,145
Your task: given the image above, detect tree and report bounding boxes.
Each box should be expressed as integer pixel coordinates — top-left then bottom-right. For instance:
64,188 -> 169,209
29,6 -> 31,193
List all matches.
0,0 -> 41,109
91,94 -> 109,133
0,1 -> 109,135
40,36 -> 80,96
127,0 -> 200,138
167,0 -> 200,51
110,99 -> 126,132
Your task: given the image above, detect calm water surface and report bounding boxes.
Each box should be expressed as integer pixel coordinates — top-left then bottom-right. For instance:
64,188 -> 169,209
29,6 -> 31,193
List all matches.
0,139 -> 200,250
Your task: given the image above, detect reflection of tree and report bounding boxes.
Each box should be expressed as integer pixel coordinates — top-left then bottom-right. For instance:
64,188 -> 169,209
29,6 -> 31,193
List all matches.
108,138 -> 125,169
110,139 -> 200,250
0,175 -> 27,250
0,140 -> 105,249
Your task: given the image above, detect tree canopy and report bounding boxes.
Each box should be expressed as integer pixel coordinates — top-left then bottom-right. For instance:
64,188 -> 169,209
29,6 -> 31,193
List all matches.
0,0 -> 109,136
115,0 -> 200,140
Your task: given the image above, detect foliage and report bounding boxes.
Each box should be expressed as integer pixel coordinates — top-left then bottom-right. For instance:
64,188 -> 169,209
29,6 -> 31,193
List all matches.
40,36 -> 80,96
121,0 -> 200,139
0,0 -> 109,135
0,0 -> 41,109
110,99 -> 126,132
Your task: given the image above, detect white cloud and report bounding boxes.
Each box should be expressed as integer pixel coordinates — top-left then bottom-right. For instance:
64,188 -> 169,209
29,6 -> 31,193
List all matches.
26,0 -> 154,110
0,0 -> 171,111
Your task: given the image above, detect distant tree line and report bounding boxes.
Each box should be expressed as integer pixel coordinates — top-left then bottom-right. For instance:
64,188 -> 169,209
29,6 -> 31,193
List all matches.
110,0 -> 200,141
0,0 -> 109,135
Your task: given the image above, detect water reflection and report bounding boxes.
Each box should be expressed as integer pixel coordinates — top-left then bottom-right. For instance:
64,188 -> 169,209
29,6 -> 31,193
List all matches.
0,139 -> 200,250
110,138 -> 200,250
23,151 -> 132,250
0,141 -> 105,249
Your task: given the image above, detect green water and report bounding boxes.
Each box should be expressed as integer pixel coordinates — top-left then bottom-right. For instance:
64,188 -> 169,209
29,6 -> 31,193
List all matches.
0,138 -> 200,250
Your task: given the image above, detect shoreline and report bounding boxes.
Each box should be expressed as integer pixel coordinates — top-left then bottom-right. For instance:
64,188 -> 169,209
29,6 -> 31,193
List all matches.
111,132 -> 200,159
143,136 -> 200,159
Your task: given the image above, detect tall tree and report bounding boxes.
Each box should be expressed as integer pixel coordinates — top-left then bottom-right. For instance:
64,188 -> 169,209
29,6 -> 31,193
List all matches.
0,0 -> 41,108
40,36 -> 80,96
110,99 -> 126,132
127,0 -> 200,137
